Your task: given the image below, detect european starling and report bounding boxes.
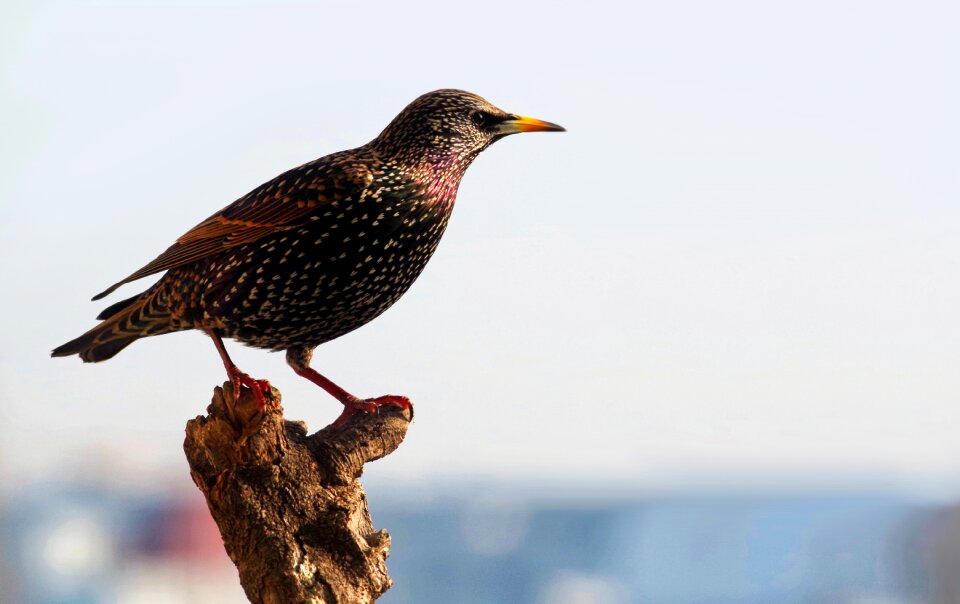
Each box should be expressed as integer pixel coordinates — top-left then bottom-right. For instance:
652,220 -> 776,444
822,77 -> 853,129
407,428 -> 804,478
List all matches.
52,89 -> 564,423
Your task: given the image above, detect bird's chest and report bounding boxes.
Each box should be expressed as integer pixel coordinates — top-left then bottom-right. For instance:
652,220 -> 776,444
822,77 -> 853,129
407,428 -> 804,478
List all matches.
207,184 -> 453,343
309,189 -> 451,292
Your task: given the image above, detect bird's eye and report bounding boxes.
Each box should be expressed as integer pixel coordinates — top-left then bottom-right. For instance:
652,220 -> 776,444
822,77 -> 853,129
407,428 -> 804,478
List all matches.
471,111 -> 490,128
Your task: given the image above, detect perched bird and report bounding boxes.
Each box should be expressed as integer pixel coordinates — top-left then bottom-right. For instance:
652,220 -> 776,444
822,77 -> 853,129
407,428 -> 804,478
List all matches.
52,89 -> 564,423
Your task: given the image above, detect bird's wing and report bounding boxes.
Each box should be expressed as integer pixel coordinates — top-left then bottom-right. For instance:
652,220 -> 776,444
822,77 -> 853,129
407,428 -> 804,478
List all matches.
92,156 -> 374,300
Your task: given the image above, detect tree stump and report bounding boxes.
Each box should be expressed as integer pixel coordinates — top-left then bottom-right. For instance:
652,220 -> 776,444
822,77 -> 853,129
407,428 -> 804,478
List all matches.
183,382 -> 412,603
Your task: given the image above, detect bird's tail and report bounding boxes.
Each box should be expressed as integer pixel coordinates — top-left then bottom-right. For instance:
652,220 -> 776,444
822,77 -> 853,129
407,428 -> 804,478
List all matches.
51,286 -> 178,362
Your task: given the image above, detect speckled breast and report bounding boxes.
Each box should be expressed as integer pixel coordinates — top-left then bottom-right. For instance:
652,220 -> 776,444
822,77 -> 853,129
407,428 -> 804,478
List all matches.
195,180 -> 455,350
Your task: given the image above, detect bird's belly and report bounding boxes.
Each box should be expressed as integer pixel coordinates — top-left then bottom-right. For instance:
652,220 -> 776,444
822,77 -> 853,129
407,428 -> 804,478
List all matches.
203,217 -> 448,350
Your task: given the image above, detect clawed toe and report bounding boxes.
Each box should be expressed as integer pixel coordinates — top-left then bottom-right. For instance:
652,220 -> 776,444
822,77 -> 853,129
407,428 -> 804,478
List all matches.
229,370 -> 272,409
332,395 -> 414,426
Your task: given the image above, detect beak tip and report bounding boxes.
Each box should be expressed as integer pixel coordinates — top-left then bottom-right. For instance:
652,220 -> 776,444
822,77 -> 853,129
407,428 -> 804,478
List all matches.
507,115 -> 566,134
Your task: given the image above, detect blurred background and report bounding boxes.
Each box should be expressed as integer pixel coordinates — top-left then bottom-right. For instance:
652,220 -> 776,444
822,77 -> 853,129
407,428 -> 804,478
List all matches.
2,0 -> 959,602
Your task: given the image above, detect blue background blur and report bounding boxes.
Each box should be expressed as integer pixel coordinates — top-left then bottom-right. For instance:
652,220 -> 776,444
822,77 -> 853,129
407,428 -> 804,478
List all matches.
2,478 -> 955,603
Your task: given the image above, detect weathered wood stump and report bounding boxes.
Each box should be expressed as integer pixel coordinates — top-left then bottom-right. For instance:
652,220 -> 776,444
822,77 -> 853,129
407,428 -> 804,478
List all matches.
183,382 -> 412,603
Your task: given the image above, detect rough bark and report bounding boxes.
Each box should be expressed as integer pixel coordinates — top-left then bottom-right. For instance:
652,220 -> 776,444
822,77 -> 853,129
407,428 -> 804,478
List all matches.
183,382 -> 412,603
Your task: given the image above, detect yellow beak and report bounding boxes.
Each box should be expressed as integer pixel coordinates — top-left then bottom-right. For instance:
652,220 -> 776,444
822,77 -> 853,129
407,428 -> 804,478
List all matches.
498,114 -> 566,135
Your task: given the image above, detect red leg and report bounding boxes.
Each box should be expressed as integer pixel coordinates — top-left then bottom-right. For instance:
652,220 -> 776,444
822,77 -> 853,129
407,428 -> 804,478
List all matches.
293,366 -> 412,426
286,348 -> 411,425
208,330 -> 271,409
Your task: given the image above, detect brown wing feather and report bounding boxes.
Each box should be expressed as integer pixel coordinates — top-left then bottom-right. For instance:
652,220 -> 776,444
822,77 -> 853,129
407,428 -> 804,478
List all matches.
92,154 -> 373,301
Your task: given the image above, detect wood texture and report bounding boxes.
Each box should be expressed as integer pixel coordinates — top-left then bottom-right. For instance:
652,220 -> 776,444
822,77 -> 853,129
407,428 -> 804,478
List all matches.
183,382 -> 412,603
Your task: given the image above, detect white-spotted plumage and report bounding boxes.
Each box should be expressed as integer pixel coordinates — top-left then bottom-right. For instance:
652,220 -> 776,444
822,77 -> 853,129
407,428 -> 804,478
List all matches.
53,89 -> 563,421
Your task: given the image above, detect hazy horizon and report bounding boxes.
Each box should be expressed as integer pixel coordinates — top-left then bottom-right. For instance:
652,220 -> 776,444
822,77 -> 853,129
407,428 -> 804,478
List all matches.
2,0 -> 959,499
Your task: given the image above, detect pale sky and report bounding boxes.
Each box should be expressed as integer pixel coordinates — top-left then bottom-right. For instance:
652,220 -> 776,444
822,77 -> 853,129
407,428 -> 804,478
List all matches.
1,0 -> 959,497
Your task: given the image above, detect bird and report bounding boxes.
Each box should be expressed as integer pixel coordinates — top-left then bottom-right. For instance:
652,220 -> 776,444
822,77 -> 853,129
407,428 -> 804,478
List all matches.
52,89 -> 564,424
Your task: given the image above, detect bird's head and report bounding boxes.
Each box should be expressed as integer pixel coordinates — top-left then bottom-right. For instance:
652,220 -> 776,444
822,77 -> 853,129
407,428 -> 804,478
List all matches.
370,89 -> 564,174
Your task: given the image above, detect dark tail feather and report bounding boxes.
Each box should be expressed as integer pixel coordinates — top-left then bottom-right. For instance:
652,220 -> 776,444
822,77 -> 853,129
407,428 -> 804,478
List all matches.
96,292 -> 142,320
51,330 -> 139,362
52,288 -> 176,363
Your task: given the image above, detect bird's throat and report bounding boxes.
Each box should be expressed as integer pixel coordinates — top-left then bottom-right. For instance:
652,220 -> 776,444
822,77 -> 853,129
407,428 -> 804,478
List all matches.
409,151 -> 476,209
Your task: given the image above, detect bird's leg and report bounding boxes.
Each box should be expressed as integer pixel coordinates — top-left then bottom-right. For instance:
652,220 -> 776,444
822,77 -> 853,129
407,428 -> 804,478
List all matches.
295,367 -> 413,426
286,347 -> 413,426
207,329 -> 271,409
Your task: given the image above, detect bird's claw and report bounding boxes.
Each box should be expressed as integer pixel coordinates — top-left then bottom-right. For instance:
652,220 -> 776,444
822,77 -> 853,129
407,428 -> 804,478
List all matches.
332,395 -> 413,426
229,369 -> 272,410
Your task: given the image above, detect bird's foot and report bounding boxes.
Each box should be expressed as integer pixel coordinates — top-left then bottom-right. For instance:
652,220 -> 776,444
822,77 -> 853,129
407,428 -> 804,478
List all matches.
228,368 -> 272,410
332,395 -> 413,427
